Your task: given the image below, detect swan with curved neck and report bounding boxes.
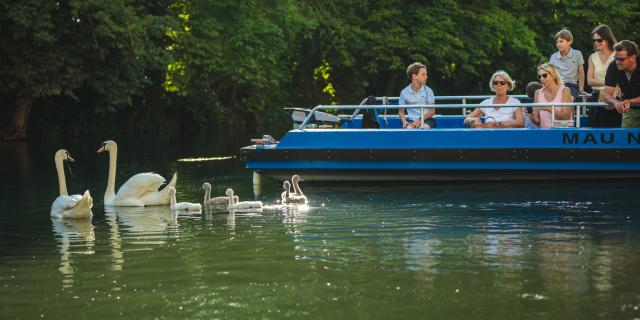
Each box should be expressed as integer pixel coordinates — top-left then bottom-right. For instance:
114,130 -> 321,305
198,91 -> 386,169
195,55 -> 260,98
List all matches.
169,187 -> 201,211
203,182 -> 238,205
51,149 -> 93,219
282,180 -> 307,205
290,175 -> 305,197
226,188 -> 262,210
97,140 -> 177,206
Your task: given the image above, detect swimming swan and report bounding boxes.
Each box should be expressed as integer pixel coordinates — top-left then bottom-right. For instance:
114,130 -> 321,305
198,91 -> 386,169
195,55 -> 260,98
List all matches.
97,140 -> 177,206
168,187 -> 201,211
290,175 -> 305,198
226,188 -> 262,210
203,182 -> 238,205
282,181 -> 307,205
50,149 -> 93,219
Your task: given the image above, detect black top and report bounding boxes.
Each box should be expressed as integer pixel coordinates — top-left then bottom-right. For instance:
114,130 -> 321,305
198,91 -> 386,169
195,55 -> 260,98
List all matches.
605,56 -> 640,100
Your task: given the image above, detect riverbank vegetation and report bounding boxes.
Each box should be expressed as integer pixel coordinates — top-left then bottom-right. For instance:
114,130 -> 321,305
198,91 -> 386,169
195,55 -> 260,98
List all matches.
1,0 -> 638,141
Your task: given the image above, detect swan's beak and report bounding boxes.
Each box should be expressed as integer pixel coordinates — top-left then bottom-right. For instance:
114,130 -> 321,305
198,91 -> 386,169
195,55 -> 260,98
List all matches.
97,144 -> 106,153
67,155 -> 75,162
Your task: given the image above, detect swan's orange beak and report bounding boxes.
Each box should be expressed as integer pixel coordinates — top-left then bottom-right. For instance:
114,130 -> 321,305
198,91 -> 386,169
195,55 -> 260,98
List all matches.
97,144 -> 106,153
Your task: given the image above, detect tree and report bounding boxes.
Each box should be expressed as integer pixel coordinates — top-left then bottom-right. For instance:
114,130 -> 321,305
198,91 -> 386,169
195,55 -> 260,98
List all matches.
0,0 -> 175,140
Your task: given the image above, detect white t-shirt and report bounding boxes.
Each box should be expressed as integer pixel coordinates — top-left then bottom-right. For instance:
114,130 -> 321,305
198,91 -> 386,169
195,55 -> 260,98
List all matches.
479,96 -> 521,122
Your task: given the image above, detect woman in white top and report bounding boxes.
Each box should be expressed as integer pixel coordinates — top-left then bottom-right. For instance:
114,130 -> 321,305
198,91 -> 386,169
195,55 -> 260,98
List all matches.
464,70 -> 524,128
587,24 -> 621,127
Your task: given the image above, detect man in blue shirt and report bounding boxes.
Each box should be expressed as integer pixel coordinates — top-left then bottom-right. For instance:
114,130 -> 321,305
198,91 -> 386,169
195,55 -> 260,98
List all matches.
399,62 -> 436,128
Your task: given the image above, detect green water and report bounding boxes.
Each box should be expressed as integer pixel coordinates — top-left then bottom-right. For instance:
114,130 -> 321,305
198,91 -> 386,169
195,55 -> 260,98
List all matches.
1,137 -> 639,319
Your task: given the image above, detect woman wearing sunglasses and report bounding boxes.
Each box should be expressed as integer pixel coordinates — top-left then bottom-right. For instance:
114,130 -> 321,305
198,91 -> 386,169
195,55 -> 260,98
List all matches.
531,63 -> 574,128
463,70 -> 524,128
587,24 -> 621,127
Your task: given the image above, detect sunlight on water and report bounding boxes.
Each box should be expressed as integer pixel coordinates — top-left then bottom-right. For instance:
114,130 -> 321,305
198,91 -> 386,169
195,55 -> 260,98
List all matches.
1,139 -> 639,319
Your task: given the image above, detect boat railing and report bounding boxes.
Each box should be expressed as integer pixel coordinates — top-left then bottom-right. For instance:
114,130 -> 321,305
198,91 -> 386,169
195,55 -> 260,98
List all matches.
356,94 -> 595,117
299,100 -> 609,129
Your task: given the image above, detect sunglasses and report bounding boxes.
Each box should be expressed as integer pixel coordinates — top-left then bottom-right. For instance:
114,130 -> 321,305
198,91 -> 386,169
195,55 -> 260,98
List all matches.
615,56 -> 628,62
592,38 -> 604,43
492,81 -> 507,86
537,73 -> 549,79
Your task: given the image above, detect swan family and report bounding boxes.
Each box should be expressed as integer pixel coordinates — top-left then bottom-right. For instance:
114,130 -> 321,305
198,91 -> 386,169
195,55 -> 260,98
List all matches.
51,141 -> 308,219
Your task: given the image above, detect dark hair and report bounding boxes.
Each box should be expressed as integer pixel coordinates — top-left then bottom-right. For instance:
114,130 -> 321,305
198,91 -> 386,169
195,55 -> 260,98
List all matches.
614,40 -> 639,57
406,62 -> 426,80
525,81 -> 543,99
592,25 -> 617,51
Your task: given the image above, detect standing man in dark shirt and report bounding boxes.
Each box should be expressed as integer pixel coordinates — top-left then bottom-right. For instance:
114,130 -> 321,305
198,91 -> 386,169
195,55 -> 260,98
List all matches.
602,40 -> 640,127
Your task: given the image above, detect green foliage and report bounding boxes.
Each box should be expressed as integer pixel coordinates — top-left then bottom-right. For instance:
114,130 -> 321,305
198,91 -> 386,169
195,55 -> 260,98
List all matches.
166,0 -> 305,131
0,0 -> 175,112
1,0 -> 639,139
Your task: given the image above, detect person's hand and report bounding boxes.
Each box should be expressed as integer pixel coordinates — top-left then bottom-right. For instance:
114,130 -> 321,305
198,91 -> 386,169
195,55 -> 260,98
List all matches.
464,118 -> 480,128
408,121 -> 420,128
484,122 -> 498,128
402,121 -> 409,128
615,100 -> 631,113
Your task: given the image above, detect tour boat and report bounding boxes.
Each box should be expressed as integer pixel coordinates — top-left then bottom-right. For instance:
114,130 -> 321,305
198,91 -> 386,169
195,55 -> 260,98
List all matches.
240,96 -> 640,182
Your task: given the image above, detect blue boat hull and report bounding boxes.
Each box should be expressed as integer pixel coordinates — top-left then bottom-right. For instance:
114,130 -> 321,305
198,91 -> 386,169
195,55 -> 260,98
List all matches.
240,128 -> 640,182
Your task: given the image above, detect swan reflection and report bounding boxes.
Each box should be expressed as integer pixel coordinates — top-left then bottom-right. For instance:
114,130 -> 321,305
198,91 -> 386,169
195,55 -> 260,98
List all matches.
105,206 -> 179,272
51,218 -> 95,289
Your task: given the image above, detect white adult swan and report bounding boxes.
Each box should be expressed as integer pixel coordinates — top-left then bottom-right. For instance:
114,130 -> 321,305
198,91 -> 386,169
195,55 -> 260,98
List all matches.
51,149 -> 93,219
97,140 -> 177,206
290,175 -> 306,198
226,188 -> 262,210
168,187 -> 201,212
282,181 -> 307,205
203,182 -> 238,205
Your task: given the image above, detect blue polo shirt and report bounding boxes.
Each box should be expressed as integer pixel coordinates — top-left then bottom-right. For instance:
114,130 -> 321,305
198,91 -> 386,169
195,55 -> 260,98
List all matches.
399,84 -> 435,120
549,48 -> 584,85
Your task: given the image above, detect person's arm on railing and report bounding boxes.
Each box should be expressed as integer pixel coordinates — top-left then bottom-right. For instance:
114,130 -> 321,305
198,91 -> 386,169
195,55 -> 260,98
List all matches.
601,85 -> 621,112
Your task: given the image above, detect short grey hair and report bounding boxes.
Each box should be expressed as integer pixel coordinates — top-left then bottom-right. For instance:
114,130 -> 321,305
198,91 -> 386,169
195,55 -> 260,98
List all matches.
489,70 -> 515,92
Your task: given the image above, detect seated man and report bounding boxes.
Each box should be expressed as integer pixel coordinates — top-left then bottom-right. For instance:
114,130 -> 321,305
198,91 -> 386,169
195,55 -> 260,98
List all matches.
399,62 -> 436,128
463,70 -> 524,128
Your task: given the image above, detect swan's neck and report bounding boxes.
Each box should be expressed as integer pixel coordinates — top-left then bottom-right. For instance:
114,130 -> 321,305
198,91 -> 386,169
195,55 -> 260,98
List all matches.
227,191 -> 235,206
204,188 -> 210,202
55,156 -> 68,196
105,147 -> 118,202
293,180 -> 304,196
285,184 -> 291,198
170,193 -> 177,208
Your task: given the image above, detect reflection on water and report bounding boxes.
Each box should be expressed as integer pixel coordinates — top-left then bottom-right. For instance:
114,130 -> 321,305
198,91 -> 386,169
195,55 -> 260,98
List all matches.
1,135 -> 640,319
51,218 -> 95,289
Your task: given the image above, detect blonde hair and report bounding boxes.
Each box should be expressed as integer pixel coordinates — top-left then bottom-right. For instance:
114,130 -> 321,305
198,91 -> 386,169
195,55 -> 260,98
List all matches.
554,29 -> 573,43
537,63 -> 563,87
489,70 -> 515,92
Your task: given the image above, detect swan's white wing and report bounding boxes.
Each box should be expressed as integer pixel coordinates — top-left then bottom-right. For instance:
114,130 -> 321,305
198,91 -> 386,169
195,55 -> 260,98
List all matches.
116,173 -> 166,198
51,191 -> 93,219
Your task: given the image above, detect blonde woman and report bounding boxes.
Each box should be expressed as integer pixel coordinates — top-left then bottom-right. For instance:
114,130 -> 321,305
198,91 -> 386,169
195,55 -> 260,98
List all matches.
531,64 -> 574,128
463,70 -> 524,128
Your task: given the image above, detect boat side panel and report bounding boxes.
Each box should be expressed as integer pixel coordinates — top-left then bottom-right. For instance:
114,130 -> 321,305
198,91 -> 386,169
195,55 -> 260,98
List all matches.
276,129 -> 640,149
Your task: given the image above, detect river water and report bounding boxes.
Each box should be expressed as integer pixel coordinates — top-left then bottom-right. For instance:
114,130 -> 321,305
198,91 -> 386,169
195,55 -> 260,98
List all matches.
1,136 -> 639,319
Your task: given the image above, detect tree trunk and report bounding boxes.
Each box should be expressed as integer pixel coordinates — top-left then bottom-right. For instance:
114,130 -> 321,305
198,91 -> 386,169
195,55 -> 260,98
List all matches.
2,97 -> 32,141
